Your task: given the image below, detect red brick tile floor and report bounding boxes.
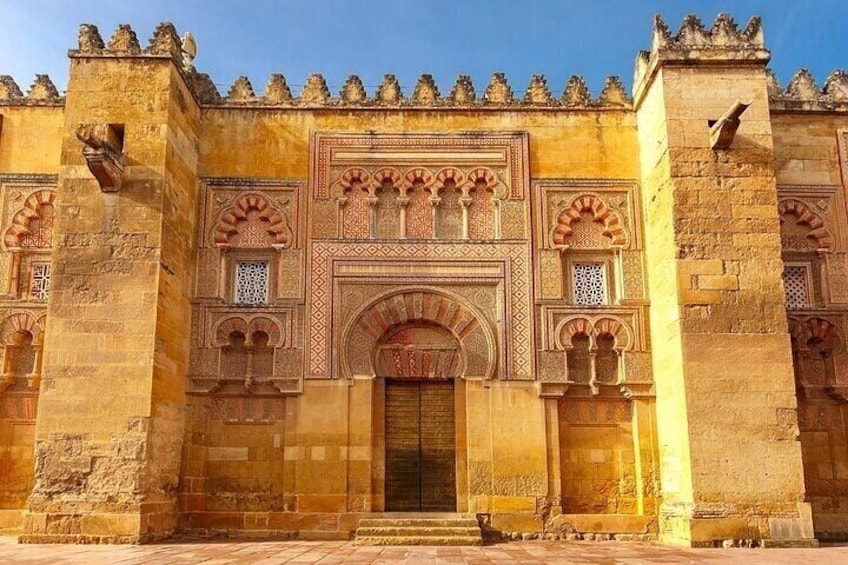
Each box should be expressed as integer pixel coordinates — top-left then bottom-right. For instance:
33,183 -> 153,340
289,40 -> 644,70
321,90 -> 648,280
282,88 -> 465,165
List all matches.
1,537 -> 846,564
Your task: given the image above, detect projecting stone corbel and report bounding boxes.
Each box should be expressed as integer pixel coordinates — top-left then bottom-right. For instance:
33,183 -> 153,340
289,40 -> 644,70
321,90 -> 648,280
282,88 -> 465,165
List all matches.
709,98 -> 752,150
76,123 -> 125,192
620,382 -> 656,399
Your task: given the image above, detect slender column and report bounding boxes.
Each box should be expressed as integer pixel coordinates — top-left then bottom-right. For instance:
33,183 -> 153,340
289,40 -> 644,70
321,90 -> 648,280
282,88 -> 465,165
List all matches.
367,196 -> 379,239
397,196 -> 409,239
493,199 -> 501,240
460,196 -> 472,240
429,195 -> 440,238
8,250 -> 21,299
217,246 -> 229,300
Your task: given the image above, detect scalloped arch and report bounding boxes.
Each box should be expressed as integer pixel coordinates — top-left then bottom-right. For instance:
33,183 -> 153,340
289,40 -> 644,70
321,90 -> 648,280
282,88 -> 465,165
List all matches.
401,167 -> 435,192
4,190 -> 56,250
372,168 -> 402,189
339,167 -> 371,191
213,193 -> 289,248
778,199 -> 833,250
466,167 -> 498,188
466,167 -> 506,198
433,167 -> 465,191
551,194 -> 627,248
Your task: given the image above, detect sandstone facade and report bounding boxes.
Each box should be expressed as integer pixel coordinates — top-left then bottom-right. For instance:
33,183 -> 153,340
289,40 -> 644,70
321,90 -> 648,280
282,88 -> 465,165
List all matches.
0,13 -> 846,546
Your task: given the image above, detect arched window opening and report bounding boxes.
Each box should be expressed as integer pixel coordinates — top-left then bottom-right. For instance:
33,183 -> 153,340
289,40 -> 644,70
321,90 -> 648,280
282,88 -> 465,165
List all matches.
12,331 -> 36,378
567,333 -> 592,384
805,337 -> 833,387
252,331 -> 274,380
436,180 -> 462,240
221,331 -> 248,381
595,334 -> 619,384
2,329 -> 41,390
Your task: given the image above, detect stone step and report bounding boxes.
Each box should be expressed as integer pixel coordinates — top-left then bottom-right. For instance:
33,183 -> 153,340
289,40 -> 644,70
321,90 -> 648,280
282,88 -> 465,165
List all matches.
356,526 -> 482,537
354,516 -> 483,546
354,535 -> 483,546
358,518 -> 479,528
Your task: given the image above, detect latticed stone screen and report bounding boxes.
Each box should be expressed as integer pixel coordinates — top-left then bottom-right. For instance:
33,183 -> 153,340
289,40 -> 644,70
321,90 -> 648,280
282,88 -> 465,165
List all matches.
572,262 -> 607,305
30,263 -> 51,301
783,265 -> 810,309
234,261 -> 270,305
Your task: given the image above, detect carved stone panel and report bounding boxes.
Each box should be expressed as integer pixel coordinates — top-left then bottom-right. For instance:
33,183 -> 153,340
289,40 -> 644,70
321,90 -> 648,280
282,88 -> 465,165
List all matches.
308,249 -> 531,379
539,249 -> 563,300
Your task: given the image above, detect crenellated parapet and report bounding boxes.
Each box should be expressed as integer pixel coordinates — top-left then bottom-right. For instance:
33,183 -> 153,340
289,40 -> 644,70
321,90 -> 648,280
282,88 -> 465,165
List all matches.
633,13 -> 770,105
6,20 -> 635,111
211,71 -> 631,109
0,74 -> 63,106
71,22 -> 205,103
74,22 -> 186,62
768,68 -> 848,112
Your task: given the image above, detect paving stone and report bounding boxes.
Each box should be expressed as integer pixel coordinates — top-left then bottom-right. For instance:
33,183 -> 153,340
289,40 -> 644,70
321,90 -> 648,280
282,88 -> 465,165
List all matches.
1,537 -> 847,564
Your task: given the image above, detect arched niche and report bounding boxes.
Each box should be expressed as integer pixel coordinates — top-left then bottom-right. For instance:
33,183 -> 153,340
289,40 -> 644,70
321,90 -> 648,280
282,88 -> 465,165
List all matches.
778,199 -> 832,252
550,194 -> 628,249
213,193 -> 290,249
340,288 -> 497,380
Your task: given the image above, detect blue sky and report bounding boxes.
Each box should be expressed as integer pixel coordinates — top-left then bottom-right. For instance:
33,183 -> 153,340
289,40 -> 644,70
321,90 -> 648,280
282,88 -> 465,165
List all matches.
1,0 -> 845,97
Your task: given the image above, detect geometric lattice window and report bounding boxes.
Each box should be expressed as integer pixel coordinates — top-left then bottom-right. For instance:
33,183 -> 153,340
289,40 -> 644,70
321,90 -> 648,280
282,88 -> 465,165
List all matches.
29,263 -> 51,301
234,261 -> 269,305
572,262 -> 607,305
783,265 -> 810,309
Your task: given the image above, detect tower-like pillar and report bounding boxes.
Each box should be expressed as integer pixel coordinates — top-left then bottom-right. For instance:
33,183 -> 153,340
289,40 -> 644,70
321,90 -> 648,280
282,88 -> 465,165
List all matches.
21,23 -> 200,543
634,14 -> 815,547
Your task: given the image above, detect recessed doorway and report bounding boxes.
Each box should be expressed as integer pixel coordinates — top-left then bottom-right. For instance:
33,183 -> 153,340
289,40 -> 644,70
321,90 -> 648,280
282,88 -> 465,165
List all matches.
384,379 -> 457,512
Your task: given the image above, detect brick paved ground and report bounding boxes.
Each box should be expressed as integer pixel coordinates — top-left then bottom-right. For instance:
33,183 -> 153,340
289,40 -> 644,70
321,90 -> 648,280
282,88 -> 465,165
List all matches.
1,537 -> 846,564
